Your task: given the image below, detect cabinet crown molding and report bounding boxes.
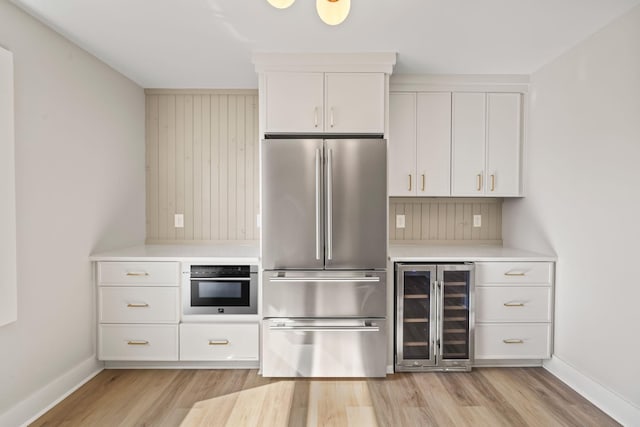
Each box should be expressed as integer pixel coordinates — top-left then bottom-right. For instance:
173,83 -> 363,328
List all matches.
252,52 -> 396,74
390,74 -> 529,93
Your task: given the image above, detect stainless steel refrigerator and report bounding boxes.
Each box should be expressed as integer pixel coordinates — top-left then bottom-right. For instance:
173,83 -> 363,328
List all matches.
261,137 -> 387,377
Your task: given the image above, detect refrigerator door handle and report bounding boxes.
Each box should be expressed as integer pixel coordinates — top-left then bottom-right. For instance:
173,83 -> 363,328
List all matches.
268,276 -> 380,283
315,148 -> 321,260
326,147 -> 333,260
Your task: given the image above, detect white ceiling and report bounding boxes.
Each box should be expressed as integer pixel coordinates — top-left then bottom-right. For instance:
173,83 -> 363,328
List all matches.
10,0 -> 640,88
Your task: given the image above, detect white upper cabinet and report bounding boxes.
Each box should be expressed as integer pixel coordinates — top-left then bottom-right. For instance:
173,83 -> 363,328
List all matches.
324,73 -> 385,134
389,93 -> 416,196
389,92 -> 451,197
452,92 -> 522,196
265,72 -> 324,133
416,93 -> 451,196
264,72 -> 385,134
486,93 -> 522,196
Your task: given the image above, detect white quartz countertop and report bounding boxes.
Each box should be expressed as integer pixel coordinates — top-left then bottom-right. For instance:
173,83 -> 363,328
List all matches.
89,243 -> 259,263
389,244 -> 556,262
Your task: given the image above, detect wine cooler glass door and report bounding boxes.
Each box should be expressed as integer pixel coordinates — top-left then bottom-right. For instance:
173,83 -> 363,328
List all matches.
396,264 -> 437,369
439,265 -> 474,364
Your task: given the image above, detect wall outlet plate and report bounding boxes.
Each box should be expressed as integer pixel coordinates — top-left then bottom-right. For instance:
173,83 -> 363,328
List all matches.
396,214 -> 406,229
473,214 -> 482,228
174,214 -> 184,228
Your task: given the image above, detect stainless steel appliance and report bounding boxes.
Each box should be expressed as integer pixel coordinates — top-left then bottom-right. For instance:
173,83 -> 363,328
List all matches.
182,264 -> 258,318
395,263 -> 474,372
261,137 -> 387,378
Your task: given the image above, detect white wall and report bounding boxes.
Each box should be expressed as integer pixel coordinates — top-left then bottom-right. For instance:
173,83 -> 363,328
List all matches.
0,1 -> 145,423
503,3 -> 640,420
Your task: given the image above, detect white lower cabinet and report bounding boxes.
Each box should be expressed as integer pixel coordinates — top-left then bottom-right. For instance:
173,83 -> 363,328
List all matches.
97,261 -> 180,362
475,324 -> 551,359
474,261 -> 554,363
180,323 -> 259,361
99,324 -> 179,361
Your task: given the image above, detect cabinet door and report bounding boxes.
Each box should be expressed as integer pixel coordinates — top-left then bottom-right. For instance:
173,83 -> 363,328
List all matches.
487,93 -> 522,196
265,72 -> 324,133
451,93 -> 486,196
417,93 -> 451,196
325,73 -> 385,133
388,93 -> 416,196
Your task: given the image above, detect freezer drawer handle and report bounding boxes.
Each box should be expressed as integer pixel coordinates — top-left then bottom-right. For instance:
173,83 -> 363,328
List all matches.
269,276 -> 380,283
270,325 -> 380,332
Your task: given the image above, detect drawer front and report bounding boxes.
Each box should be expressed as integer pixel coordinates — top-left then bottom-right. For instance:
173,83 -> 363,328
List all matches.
475,324 -> 551,359
99,287 -> 179,324
476,287 -> 552,322
476,262 -> 553,286
99,324 -> 178,361
98,262 -> 179,286
180,323 -> 259,361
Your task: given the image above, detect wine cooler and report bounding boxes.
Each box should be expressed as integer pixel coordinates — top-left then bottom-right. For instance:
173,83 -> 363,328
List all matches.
395,263 -> 474,372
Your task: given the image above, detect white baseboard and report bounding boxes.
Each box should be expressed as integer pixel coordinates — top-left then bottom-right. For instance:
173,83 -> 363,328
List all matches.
0,355 -> 104,427
544,356 -> 640,426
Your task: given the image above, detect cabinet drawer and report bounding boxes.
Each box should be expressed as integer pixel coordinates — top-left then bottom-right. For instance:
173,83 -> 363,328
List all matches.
476,262 -> 553,286
475,324 -> 551,359
98,262 -> 179,286
99,287 -> 179,324
476,287 -> 551,322
180,323 -> 259,361
99,324 -> 178,361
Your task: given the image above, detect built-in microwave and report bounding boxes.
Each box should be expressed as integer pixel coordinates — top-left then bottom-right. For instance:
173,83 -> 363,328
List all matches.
181,264 -> 258,318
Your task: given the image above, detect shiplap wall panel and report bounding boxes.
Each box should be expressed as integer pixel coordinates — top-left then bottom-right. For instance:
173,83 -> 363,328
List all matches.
389,198 -> 502,243
146,90 -> 259,242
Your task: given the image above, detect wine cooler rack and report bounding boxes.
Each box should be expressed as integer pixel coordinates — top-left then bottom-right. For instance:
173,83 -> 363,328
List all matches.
395,263 -> 474,372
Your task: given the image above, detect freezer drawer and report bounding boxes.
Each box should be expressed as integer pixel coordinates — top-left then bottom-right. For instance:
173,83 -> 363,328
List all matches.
263,270 -> 386,318
262,318 -> 387,377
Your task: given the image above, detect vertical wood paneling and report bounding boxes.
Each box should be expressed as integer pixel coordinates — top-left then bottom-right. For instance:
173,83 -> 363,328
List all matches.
158,96 -> 169,240
146,90 -> 259,242
175,95 -> 185,240
146,96 -> 159,240
390,198 -> 503,243
183,95 -> 194,240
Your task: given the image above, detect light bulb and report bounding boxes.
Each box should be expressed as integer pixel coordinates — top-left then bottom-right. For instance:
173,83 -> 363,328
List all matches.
267,0 -> 296,9
316,0 -> 351,26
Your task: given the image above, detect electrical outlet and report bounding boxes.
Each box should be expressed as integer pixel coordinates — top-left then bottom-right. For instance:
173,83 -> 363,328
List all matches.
396,214 -> 406,229
174,214 -> 184,228
473,214 -> 482,228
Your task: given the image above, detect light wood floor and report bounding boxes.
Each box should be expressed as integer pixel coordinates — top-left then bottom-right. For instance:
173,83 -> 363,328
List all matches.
31,368 -> 619,427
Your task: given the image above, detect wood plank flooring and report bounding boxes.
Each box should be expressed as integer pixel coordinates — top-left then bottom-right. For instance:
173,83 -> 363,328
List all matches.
31,368 -> 619,427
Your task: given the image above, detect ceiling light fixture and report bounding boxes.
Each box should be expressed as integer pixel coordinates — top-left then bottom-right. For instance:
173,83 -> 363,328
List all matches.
267,0 -> 352,26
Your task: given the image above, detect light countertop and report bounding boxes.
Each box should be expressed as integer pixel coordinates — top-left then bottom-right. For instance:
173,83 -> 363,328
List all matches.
89,242 -> 259,263
389,243 -> 556,262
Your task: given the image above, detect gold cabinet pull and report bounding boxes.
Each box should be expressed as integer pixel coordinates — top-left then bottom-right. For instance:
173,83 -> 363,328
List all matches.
127,340 -> 149,345
504,271 -> 526,277
408,174 -> 412,191
127,303 -> 149,308
209,339 -> 229,346
330,107 -> 335,128
314,107 -> 319,128
421,174 -> 425,192
503,339 -> 524,344
126,272 -> 149,277
476,174 -> 482,191
503,302 -> 525,307
491,174 -> 496,191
